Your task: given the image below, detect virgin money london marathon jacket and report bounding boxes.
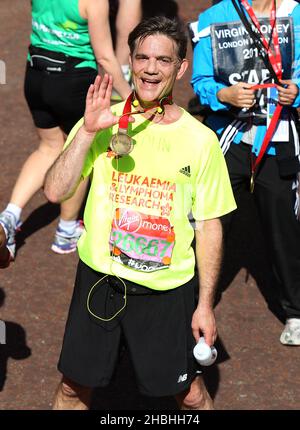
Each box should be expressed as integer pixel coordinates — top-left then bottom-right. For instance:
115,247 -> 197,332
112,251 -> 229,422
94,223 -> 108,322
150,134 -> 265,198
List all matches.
191,0 -> 300,157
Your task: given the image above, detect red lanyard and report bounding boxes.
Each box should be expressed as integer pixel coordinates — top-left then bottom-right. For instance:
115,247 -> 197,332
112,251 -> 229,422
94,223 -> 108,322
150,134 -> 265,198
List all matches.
250,83 -> 283,187
118,92 -> 173,132
241,1 -> 283,191
240,0 -> 282,80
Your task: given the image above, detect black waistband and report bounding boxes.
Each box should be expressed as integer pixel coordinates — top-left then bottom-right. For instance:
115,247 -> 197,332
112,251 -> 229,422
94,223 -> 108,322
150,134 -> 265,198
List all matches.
107,275 -> 164,296
28,44 -> 83,73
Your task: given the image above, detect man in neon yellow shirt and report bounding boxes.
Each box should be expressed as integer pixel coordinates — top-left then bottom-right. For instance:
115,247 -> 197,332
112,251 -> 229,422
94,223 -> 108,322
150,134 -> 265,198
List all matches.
45,16 -> 236,410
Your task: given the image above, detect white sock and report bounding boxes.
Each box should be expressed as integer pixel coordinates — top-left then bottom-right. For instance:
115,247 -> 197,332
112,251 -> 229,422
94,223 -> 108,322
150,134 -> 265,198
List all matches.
58,219 -> 77,235
5,203 -> 22,225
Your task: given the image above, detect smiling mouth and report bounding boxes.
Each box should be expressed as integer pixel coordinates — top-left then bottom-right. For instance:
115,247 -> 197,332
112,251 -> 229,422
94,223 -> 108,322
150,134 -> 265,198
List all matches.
141,78 -> 161,85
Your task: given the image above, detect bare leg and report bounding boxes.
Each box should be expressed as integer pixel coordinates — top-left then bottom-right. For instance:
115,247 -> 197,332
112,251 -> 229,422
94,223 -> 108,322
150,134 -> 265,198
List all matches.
10,127 -> 65,208
0,225 -> 9,268
0,225 -> 6,248
59,177 -> 89,221
175,375 -> 214,410
115,0 -> 142,65
53,376 -> 92,410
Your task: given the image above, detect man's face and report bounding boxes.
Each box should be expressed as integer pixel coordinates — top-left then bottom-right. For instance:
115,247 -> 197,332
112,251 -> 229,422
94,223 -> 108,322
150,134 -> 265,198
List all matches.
130,34 -> 186,107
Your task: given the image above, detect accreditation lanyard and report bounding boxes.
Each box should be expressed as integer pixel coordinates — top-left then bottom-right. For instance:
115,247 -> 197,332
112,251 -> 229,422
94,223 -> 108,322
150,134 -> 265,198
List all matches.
240,0 -> 282,79
240,0 -> 283,192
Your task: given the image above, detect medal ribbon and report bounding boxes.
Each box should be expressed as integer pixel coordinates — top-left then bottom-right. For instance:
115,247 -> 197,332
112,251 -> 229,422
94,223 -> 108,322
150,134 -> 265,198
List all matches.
240,0 -> 283,190
118,92 -> 173,133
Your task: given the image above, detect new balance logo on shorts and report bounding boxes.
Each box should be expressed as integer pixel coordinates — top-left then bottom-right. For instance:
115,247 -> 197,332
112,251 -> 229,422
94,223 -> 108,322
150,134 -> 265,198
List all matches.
179,166 -> 191,177
177,373 -> 188,383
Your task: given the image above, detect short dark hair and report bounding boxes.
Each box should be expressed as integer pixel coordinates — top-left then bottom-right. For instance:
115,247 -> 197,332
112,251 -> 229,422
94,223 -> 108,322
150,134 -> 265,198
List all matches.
128,16 -> 188,61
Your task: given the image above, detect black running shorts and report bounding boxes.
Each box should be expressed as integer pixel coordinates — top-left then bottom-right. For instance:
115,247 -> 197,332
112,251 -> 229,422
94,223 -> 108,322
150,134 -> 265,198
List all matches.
58,260 -> 201,397
24,62 -> 97,134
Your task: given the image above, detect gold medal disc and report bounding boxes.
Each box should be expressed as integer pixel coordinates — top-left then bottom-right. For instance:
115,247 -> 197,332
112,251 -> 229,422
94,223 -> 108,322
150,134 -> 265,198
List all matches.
110,132 -> 134,156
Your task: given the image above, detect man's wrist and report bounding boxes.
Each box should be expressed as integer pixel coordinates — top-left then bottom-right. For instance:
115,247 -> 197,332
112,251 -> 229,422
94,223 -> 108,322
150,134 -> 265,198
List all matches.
81,124 -> 97,137
196,301 -> 214,311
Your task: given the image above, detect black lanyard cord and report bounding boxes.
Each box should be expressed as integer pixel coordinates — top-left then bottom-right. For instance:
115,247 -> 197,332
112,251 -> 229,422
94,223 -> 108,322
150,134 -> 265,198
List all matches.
231,0 -> 280,85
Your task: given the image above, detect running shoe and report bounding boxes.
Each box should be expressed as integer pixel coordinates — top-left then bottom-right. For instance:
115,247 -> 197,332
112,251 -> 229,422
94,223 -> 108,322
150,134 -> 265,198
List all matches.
280,318 -> 300,346
51,220 -> 84,254
0,211 -> 19,260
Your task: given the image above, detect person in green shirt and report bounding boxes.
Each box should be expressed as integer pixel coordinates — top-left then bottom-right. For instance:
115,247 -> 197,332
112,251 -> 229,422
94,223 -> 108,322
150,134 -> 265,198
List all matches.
45,16 -> 236,410
0,0 -> 132,261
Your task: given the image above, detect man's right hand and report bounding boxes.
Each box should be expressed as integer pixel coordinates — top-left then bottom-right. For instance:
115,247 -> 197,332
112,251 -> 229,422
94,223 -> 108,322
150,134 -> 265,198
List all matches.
83,74 -> 122,134
217,82 -> 255,109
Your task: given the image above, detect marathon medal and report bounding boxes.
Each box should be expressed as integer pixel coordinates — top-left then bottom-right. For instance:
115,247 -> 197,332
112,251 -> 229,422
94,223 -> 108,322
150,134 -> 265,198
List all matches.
109,92 -> 172,156
110,93 -> 135,156
110,128 -> 134,156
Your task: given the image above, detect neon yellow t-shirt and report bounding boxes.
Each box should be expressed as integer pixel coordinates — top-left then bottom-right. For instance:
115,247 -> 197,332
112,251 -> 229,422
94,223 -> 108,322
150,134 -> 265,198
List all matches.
66,104 -> 236,290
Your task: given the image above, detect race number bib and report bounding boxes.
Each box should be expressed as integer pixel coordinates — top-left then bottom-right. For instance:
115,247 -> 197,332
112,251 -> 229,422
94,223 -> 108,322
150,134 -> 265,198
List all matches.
109,208 -> 175,272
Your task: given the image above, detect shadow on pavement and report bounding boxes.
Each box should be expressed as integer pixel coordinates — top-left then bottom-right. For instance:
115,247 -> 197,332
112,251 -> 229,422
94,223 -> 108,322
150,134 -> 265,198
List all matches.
15,202 -> 60,254
142,0 -> 179,19
0,288 -> 31,391
110,0 -> 179,47
217,191 -> 286,324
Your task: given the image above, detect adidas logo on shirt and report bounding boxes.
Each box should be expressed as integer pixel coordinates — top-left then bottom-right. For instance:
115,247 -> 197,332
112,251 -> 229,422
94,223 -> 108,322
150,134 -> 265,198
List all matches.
179,165 -> 191,177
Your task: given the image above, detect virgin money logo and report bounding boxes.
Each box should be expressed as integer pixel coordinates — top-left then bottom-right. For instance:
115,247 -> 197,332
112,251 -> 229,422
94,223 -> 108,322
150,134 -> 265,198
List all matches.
116,210 -> 142,233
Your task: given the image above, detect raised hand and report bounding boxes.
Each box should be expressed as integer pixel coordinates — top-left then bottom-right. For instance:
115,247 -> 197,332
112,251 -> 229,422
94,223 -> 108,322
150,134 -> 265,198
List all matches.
83,74 -> 120,133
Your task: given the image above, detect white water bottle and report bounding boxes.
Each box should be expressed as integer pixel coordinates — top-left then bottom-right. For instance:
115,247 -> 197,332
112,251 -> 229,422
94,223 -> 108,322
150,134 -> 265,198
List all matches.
193,337 -> 217,366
